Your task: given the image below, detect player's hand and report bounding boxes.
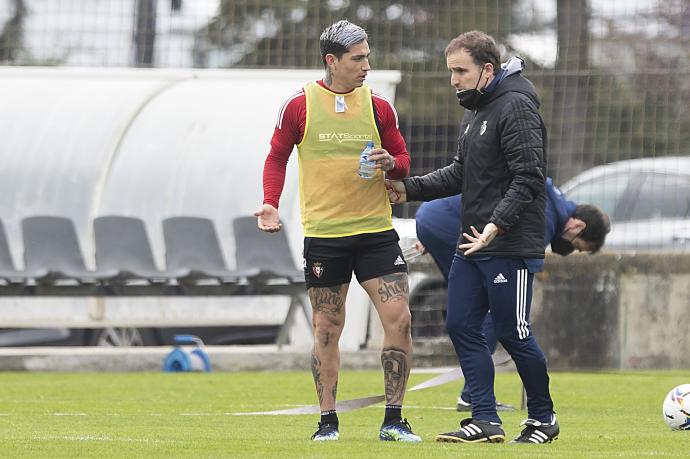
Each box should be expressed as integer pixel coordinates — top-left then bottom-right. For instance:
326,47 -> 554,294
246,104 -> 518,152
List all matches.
385,180 -> 407,203
367,148 -> 395,172
459,222 -> 499,256
254,204 -> 283,232
415,241 -> 427,254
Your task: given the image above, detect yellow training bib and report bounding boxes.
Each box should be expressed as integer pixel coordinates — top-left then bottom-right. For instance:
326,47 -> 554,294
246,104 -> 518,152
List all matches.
297,82 -> 393,237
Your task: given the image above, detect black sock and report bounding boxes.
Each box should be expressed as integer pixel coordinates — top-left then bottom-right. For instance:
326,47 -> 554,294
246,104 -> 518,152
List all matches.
320,409 -> 338,426
384,405 -> 402,424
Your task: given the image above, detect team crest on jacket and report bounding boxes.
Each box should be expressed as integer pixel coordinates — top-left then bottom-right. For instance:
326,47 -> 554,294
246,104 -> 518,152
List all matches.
312,262 -> 324,278
480,120 -> 488,135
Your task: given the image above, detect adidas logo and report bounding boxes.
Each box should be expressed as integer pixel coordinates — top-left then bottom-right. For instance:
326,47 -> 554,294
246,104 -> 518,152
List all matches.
394,255 -> 405,266
493,273 -> 508,284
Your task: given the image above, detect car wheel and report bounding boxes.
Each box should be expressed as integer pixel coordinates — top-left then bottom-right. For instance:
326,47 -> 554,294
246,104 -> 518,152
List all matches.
89,327 -> 156,347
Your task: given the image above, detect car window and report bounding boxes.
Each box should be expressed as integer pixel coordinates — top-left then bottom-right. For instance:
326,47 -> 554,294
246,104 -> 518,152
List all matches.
564,173 -> 631,220
628,173 -> 690,220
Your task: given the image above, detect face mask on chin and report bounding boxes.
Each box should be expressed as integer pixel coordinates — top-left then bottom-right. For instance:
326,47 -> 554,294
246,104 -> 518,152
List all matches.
456,66 -> 486,110
550,237 -> 575,256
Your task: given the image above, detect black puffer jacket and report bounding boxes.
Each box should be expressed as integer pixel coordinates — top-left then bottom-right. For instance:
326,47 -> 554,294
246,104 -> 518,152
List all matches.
404,64 -> 547,258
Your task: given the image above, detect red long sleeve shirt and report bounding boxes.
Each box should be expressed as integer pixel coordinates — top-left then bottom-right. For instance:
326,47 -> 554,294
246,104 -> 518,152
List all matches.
262,80 -> 410,208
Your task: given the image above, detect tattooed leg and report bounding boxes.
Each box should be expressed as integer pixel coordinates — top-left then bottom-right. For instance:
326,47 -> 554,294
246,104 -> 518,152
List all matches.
381,347 -> 408,405
309,283 -> 348,411
362,273 -> 413,405
375,273 -> 410,305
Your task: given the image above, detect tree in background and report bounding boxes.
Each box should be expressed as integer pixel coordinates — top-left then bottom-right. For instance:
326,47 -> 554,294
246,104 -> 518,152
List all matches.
585,0 -> 690,166
196,1 -> 514,71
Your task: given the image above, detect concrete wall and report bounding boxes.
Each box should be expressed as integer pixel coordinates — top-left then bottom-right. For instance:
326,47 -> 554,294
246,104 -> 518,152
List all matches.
532,253 -> 690,370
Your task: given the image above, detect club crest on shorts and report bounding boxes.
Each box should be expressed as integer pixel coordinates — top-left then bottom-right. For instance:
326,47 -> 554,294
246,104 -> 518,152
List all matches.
312,262 -> 324,278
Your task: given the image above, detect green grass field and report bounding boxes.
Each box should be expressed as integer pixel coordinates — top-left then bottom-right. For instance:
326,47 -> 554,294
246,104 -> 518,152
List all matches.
1,369 -> 688,458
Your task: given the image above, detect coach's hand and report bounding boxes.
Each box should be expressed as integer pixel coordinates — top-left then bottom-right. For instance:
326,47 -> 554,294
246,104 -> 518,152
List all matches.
459,222 -> 499,255
255,204 -> 283,232
385,180 -> 407,203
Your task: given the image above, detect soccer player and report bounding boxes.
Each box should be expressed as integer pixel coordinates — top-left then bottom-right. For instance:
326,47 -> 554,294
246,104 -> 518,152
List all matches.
415,180 -> 610,412
255,20 -> 421,443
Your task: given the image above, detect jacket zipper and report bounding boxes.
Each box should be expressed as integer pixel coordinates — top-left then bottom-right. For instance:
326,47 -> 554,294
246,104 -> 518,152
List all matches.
461,109 -> 478,155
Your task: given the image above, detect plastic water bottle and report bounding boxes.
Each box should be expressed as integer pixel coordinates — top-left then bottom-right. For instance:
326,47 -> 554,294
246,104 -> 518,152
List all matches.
358,141 -> 376,179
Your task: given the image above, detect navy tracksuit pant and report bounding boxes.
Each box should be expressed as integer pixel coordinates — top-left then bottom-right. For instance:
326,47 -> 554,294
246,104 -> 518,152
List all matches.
447,254 -> 554,424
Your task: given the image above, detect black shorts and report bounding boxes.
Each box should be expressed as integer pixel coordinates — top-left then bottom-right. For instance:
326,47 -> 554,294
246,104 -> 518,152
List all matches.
303,229 -> 408,289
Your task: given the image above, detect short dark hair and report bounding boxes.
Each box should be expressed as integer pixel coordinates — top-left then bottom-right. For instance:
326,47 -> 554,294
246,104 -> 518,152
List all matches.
445,30 -> 501,74
319,20 -> 368,68
573,204 -> 611,253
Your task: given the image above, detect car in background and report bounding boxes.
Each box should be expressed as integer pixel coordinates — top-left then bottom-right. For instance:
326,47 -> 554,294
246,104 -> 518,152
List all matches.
396,155 -> 690,258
